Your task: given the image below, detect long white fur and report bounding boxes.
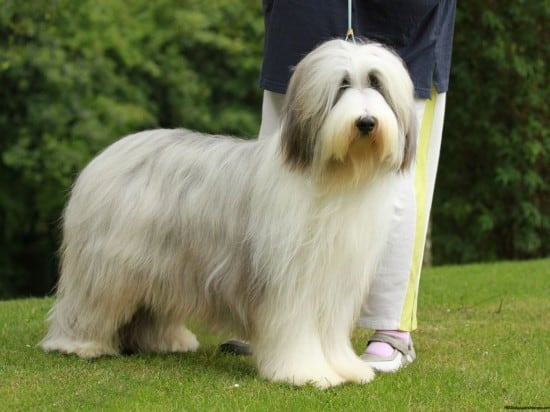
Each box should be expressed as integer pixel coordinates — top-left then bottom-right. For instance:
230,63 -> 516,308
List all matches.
41,39 -> 416,388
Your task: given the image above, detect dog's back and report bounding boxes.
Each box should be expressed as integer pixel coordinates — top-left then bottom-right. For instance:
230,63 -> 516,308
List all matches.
42,129 -> 262,356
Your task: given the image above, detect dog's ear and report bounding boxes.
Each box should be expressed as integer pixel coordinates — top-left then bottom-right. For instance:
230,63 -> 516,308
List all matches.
400,106 -> 418,172
280,72 -> 317,171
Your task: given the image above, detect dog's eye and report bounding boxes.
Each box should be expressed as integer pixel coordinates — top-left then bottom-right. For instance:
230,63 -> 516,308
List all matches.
334,75 -> 352,106
340,76 -> 351,90
368,73 -> 382,91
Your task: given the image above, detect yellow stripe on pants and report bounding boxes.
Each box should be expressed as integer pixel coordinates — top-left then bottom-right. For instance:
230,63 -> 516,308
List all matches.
399,89 -> 437,331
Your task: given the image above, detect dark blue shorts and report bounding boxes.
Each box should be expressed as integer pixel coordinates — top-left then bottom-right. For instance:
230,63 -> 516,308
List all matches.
260,0 -> 456,99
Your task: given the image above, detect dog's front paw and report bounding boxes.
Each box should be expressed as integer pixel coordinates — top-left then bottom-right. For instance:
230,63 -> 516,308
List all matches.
333,359 -> 375,384
277,372 -> 346,389
323,342 -> 376,384
260,365 -> 345,389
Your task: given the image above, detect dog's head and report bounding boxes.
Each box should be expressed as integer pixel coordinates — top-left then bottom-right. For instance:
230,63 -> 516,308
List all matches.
280,39 -> 417,185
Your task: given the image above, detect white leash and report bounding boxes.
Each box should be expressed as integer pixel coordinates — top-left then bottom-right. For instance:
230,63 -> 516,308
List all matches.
345,0 -> 356,43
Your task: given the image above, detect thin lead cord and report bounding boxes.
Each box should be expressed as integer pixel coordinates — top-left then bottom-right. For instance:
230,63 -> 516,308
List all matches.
345,0 -> 356,43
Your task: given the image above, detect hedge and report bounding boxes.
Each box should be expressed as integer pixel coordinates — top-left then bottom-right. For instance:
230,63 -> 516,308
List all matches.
0,0 -> 547,298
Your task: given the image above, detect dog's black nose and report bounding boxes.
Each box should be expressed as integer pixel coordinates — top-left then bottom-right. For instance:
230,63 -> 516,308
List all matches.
356,116 -> 377,135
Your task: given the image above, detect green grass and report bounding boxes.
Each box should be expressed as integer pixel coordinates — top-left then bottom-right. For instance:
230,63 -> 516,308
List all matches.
1,259 -> 549,411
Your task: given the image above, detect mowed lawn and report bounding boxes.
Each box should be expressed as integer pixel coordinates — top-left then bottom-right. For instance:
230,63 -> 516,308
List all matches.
1,259 -> 548,411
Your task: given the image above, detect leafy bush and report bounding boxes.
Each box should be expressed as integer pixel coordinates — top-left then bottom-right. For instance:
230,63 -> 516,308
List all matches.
432,0 -> 549,263
0,1 -> 548,298
0,0 -> 263,298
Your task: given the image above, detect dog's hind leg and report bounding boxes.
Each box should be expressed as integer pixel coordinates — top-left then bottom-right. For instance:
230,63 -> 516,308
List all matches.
40,293 -> 139,359
120,309 -> 199,354
41,263 -> 146,358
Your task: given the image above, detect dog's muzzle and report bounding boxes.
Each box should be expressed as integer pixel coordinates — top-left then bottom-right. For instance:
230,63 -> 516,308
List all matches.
356,115 -> 377,136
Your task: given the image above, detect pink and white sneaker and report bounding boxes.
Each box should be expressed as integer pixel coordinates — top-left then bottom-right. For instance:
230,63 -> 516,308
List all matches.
360,331 -> 416,372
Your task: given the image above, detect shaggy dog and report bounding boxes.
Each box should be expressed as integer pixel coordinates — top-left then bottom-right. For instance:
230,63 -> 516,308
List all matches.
41,39 -> 417,388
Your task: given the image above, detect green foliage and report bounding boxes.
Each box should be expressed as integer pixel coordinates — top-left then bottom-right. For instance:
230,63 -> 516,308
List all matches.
432,0 -> 549,263
0,0 -> 263,298
0,1 -> 548,297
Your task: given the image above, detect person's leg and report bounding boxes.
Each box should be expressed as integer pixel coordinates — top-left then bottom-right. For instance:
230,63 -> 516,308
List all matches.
359,91 -> 447,371
400,91 -> 447,331
258,90 -> 285,140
